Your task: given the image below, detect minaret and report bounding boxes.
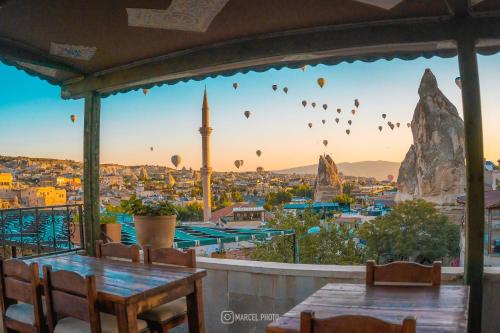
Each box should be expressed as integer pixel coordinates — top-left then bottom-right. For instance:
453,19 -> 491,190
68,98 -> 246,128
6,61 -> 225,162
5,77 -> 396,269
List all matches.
199,88 -> 212,221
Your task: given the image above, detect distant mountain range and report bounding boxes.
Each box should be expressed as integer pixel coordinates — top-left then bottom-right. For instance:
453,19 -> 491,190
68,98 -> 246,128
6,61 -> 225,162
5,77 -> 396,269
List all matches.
274,160 -> 401,181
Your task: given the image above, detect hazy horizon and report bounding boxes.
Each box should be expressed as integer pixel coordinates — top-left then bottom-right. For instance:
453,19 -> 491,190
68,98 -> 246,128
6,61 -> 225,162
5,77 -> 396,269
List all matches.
1,54 -> 499,171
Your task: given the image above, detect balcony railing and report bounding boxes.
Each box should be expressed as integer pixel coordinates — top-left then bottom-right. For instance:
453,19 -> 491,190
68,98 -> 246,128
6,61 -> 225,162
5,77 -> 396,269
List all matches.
0,204 -> 84,258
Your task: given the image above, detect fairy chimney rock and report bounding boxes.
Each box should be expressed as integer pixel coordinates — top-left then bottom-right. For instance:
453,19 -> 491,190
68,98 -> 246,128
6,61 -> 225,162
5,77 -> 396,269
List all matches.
314,155 -> 343,202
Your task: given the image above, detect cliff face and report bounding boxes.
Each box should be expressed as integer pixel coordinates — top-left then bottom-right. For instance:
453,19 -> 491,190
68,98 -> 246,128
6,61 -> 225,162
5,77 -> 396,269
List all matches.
396,69 -> 465,205
314,155 -> 343,202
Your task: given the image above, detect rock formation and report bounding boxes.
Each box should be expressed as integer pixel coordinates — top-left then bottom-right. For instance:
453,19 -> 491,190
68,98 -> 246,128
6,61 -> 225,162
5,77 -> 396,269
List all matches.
314,155 -> 343,202
396,69 -> 465,205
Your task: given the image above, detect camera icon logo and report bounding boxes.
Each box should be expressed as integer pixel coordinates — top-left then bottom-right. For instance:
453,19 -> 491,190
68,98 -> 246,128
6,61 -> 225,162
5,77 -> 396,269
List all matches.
221,310 -> 234,324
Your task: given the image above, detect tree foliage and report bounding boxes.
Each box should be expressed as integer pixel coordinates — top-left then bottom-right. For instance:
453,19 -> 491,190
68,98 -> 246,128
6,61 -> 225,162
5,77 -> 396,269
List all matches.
264,191 -> 293,211
176,202 -> 204,222
333,193 -> 355,205
359,199 -> 460,264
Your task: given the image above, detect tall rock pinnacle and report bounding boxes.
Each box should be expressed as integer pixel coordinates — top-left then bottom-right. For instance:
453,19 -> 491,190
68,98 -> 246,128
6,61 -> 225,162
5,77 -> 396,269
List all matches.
314,155 -> 343,202
396,69 -> 465,205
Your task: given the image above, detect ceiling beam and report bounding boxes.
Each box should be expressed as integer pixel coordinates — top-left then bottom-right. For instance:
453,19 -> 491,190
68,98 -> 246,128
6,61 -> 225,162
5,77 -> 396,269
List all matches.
446,0 -> 472,17
61,16 -> 500,99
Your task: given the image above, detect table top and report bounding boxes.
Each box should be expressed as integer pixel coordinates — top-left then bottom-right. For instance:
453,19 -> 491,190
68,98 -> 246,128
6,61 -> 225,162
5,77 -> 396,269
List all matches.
267,283 -> 469,333
25,254 -> 207,304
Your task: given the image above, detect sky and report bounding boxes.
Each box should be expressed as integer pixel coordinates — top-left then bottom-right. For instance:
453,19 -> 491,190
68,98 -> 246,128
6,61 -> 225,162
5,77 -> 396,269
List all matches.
0,55 -> 499,172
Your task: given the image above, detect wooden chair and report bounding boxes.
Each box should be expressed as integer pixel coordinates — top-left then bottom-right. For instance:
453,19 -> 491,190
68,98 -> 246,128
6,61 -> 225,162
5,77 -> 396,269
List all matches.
139,247 -> 196,333
366,260 -> 441,286
95,240 -> 141,263
42,265 -> 148,333
300,311 -> 416,333
0,259 -> 45,333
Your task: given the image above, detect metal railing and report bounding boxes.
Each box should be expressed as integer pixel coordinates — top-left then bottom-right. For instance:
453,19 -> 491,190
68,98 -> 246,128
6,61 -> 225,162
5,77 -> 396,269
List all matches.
0,204 -> 84,259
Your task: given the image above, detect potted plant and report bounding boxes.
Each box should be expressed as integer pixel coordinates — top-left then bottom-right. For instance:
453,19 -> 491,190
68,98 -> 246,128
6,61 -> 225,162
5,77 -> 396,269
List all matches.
100,209 -> 122,243
121,196 -> 177,249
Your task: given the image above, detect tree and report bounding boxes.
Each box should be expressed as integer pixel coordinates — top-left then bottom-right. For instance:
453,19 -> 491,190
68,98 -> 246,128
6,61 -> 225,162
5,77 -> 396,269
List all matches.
333,193 -> 355,205
342,182 -> 354,195
232,191 -> 244,202
289,184 -> 314,198
176,203 -> 203,222
264,191 -> 292,211
359,199 -> 460,264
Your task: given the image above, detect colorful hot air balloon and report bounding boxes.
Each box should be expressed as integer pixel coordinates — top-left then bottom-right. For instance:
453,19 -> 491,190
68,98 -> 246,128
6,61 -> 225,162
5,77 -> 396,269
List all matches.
256,150 -> 262,157
272,84 -> 278,91
351,109 -> 356,115
244,110 -> 251,119
378,126 -> 383,132
382,113 -> 387,119
335,118 -> 339,124
322,120 -> 326,124
234,160 -> 241,169
337,108 -> 341,114
302,100 -> 307,107
70,115 -> 76,123
317,78 -> 325,88
407,122 -> 411,128
171,155 -> 182,168
396,122 -> 400,128
311,102 -> 316,108
256,166 -> 264,173
387,174 -> 395,182
455,77 -> 462,90
233,82 -> 239,90
308,123 -> 313,128
354,99 -> 360,108
322,104 -> 328,111
322,140 -> 328,147
283,87 -> 288,94
348,120 -> 352,125
346,129 -> 350,135
142,88 -> 149,95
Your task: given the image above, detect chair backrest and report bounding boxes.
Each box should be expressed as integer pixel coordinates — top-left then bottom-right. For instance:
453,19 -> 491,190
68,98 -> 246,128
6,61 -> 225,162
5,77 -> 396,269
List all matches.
43,265 -> 101,333
144,246 -> 196,268
366,260 -> 441,286
0,259 -> 44,329
300,311 -> 416,333
95,240 -> 141,263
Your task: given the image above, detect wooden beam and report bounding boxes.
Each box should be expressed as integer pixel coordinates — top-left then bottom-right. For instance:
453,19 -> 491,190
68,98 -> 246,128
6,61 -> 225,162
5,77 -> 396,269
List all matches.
445,0 -> 471,17
60,16 -> 500,99
457,31 -> 484,333
83,92 -> 101,256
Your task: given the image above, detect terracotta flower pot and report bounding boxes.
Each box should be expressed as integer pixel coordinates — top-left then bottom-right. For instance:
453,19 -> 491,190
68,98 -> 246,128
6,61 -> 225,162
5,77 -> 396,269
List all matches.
134,215 -> 176,248
101,223 -> 122,243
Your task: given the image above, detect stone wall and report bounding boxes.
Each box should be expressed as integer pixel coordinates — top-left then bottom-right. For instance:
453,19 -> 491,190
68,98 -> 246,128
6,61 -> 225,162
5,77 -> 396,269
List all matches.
196,257 -> 500,333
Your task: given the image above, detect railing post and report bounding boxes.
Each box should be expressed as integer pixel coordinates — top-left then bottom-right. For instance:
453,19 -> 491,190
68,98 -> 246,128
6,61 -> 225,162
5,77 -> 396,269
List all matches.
84,91 -> 101,256
457,32 -> 484,333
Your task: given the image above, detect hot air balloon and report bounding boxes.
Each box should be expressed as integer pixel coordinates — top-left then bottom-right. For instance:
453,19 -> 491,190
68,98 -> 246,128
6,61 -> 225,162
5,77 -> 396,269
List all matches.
387,121 -> 392,126
142,88 -> 149,95
317,78 -> 325,88
346,129 -> 350,135
302,100 -> 307,108
390,124 -> 395,130
348,120 -> 352,125
396,122 -> 400,128
311,102 -> 316,108
322,140 -> 328,147
256,166 -> 264,173
382,114 -> 387,119
322,120 -> 326,124
256,150 -> 262,157
239,160 -> 244,167
171,155 -> 182,168
70,115 -> 76,123
455,76 -> 462,89
300,65 -> 307,72
244,110 -> 251,119
283,87 -> 288,94
272,84 -> 278,91
322,104 -> 328,111
387,174 -> 395,182
336,108 -> 341,114
308,123 -> 313,128
378,126 -> 383,132
407,122 -> 411,128
354,99 -> 360,108
351,109 -> 356,115
234,160 -> 241,169
232,82 -> 239,90
335,118 -> 339,124
150,147 -> 153,152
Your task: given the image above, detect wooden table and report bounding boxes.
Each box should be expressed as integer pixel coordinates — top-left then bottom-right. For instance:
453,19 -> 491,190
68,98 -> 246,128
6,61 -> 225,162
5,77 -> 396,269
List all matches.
267,283 -> 469,333
26,254 -> 207,333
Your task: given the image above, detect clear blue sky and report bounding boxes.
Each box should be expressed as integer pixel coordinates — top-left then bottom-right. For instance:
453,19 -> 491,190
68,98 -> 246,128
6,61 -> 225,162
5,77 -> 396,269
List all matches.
0,54 -> 499,171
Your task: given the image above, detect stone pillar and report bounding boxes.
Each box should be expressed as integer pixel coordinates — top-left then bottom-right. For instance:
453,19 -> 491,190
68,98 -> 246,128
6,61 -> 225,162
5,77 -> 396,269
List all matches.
199,88 -> 212,222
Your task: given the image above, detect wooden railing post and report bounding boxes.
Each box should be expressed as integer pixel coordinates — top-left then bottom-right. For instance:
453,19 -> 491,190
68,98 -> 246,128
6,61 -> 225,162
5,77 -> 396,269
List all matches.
83,91 -> 101,256
457,32 -> 485,333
